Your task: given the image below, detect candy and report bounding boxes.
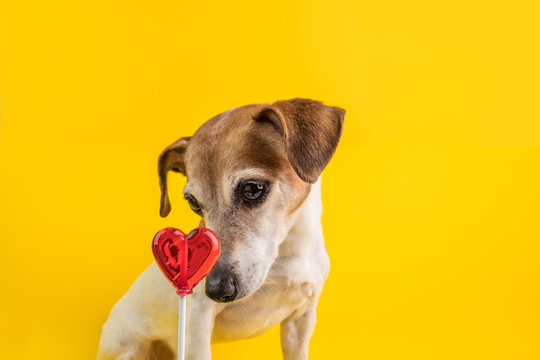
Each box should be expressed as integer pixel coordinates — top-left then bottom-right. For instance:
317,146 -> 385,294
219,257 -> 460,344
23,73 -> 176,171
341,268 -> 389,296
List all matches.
152,227 -> 220,295
152,227 -> 220,359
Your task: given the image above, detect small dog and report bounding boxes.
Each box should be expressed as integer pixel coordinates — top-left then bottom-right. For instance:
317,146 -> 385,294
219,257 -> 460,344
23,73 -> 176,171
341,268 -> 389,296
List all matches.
97,98 -> 345,360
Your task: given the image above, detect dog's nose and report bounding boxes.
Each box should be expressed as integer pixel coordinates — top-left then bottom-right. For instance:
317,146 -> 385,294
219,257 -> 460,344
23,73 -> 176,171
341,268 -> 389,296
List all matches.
205,275 -> 237,303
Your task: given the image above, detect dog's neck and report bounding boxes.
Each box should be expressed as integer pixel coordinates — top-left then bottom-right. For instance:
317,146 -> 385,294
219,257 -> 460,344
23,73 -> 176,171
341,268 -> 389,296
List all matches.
278,177 -> 325,258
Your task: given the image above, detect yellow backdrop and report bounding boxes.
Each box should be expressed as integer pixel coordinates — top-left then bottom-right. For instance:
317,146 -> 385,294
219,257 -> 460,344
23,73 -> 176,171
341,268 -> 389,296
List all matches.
1,0 -> 539,359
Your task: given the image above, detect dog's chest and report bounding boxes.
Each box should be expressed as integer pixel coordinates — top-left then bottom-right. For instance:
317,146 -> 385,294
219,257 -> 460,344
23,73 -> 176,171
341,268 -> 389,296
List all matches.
211,282 -> 313,342
211,254 -> 327,343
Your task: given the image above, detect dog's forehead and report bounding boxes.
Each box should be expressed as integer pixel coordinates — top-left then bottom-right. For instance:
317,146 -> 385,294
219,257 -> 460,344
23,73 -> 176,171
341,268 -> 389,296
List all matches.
191,103 -> 266,139
183,103 -> 289,198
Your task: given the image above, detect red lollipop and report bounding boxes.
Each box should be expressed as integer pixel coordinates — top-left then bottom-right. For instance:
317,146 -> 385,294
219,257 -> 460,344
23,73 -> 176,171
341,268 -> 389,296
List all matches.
152,227 -> 221,296
152,227 -> 220,360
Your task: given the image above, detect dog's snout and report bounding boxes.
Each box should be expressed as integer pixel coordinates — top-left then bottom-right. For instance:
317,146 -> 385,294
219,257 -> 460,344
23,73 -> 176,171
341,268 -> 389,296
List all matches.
206,274 -> 237,303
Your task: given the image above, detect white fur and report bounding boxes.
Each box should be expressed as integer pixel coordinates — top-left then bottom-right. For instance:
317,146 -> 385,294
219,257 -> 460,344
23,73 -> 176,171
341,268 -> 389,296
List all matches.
98,178 -> 329,360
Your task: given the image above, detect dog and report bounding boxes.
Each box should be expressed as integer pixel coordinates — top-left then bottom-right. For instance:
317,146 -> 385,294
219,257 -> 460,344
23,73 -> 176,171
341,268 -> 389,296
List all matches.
97,98 -> 345,360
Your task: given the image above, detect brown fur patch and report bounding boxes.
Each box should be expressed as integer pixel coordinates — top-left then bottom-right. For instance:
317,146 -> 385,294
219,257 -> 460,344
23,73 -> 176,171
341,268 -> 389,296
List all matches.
252,98 -> 345,183
158,136 -> 191,217
183,103 -> 288,194
157,99 -> 345,216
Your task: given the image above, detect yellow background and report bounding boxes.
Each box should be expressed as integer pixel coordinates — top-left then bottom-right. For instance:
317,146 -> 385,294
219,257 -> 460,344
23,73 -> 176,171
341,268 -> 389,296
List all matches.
1,1 -> 539,359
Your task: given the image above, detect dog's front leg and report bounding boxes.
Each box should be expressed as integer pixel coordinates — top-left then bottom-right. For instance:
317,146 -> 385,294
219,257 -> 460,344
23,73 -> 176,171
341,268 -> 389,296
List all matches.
185,282 -> 217,360
280,302 -> 318,360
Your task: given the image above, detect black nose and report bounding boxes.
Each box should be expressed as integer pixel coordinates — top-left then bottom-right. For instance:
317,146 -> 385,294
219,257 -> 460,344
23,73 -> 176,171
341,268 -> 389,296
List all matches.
206,275 -> 237,303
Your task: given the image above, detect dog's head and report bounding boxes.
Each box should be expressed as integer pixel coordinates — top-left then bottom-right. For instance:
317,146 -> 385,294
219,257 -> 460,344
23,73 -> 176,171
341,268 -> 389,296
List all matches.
158,98 -> 344,302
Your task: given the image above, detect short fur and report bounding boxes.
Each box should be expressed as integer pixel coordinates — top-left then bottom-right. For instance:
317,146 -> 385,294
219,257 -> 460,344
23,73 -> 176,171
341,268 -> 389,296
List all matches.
97,98 -> 345,360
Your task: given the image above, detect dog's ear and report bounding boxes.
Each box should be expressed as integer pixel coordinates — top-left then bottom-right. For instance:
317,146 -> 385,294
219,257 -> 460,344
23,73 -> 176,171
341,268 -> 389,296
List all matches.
158,136 -> 191,217
252,98 -> 345,183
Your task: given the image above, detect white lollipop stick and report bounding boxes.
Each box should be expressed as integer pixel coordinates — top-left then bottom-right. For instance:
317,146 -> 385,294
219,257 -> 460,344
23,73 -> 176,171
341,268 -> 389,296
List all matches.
152,228 -> 221,360
178,295 -> 187,360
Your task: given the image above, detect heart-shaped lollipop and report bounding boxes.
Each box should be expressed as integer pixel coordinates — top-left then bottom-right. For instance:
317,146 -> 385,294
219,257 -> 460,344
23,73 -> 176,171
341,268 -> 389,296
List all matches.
152,227 -> 220,296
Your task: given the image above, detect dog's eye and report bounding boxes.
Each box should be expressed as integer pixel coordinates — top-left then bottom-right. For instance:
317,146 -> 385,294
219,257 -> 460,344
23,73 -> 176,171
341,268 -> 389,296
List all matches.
185,196 -> 202,215
237,180 -> 270,208
242,181 -> 264,200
